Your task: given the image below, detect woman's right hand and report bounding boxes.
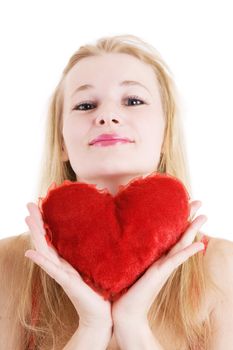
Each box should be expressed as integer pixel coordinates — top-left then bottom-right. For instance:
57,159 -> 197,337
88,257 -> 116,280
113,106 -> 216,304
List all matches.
24,202 -> 113,331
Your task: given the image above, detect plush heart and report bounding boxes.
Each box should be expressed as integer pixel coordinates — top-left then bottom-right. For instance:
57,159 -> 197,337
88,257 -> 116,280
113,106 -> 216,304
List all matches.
38,171 -> 191,302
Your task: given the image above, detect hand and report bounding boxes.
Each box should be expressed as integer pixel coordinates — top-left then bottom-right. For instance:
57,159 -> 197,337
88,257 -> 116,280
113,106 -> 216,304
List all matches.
24,202 -> 113,331
111,200 -> 207,326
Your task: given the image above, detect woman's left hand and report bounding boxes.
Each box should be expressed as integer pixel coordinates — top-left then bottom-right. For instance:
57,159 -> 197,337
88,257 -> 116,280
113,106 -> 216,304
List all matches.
111,200 -> 207,326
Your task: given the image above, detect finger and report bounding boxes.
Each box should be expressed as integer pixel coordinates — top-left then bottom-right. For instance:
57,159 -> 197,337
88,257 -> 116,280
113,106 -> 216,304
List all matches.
24,249 -> 80,290
26,202 -> 60,257
161,241 -> 204,277
189,200 -> 202,220
25,215 -> 50,254
166,215 -> 207,258
123,240 -> 204,313
25,213 -> 61,264
27,202 -> 45,236
24,249 -> 100,308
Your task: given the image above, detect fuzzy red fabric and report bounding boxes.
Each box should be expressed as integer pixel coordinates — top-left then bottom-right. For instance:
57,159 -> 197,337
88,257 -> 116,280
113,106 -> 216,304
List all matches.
38,172 -> 191,301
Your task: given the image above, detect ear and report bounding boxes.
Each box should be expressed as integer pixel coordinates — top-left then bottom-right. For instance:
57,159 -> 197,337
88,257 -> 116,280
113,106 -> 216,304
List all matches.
61,141 -> 69,162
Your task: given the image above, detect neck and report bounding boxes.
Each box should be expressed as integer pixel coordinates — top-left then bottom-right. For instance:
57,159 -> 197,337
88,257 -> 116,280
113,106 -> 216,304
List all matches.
76,172 -> 152,196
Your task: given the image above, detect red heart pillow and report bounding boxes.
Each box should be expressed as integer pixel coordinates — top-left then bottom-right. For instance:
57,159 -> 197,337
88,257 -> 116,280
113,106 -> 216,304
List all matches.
38,171 -> 191,301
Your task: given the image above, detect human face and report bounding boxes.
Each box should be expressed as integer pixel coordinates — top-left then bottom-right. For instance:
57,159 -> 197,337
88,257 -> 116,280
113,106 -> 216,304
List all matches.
61,53 -> 165,195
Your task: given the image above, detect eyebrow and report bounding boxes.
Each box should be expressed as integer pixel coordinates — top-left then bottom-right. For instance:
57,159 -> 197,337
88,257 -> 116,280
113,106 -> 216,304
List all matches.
71,80 -> 152,97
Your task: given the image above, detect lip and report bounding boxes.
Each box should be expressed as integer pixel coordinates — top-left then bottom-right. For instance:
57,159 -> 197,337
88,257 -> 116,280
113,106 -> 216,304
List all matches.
91,139 -> 133,147
89,133 -> 134,146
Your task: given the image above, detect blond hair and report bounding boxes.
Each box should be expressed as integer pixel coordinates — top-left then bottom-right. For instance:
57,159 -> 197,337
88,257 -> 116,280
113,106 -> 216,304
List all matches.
15,34 -> 222,349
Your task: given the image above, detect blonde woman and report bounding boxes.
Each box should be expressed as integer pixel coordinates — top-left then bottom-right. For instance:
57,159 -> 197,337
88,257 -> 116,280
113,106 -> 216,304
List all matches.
1,34 -> 233,350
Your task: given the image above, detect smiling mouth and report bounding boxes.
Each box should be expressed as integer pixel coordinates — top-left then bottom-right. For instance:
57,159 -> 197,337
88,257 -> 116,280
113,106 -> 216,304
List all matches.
90,139 -> 135,147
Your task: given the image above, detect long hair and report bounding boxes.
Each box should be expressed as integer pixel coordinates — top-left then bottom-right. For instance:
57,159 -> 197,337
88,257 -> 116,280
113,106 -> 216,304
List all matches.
14,34 -> 222,349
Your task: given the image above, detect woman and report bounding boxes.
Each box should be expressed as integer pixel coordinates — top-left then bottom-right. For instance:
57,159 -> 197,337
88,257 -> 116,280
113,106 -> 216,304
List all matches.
1,34 -> 233,349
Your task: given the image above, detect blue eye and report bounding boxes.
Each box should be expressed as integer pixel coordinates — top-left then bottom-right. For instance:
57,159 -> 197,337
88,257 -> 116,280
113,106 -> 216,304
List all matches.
72,96 -> 145,111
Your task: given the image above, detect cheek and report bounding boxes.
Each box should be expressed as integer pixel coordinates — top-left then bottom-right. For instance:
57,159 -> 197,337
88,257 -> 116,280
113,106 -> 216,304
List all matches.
139,117 -> 165,149
62,118 -> 87,147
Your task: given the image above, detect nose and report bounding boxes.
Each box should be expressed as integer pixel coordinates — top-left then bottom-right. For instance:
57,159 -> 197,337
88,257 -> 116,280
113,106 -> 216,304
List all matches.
95,114 -> 121,126
94,99 -> 124,126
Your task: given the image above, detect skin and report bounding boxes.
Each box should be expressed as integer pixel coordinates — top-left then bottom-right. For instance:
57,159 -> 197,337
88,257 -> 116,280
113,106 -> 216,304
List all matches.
25,53 -> 207,347
61,53 -> 166,195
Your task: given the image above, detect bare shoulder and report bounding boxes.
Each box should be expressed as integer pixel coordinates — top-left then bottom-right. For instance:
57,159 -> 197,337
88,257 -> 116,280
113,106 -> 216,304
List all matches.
0,231 -> 30,265
201,233 -> 233,348
0,231 -> 30,252
0,232 -> 31,349
203,233 -> 233,276
202,232 -> 233,294
0,230 -> 31,297
0,231 -> 31,293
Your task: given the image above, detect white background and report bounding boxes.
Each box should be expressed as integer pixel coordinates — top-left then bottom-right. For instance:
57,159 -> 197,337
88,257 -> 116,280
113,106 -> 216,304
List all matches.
0,0 -> 232,241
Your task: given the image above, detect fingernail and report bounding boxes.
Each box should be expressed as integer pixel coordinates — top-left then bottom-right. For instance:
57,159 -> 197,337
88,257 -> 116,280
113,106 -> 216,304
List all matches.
199,242 -> 205,250
201,215 -> 208,223
25,250 -> 34,258
199,236 -> 209,255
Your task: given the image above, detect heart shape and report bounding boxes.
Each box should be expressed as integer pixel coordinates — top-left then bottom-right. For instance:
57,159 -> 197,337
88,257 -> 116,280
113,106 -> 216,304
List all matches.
38,171 -> 191,301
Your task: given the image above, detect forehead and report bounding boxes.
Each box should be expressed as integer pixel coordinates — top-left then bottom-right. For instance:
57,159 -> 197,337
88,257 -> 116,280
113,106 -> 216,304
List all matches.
64,53 -> 160,94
